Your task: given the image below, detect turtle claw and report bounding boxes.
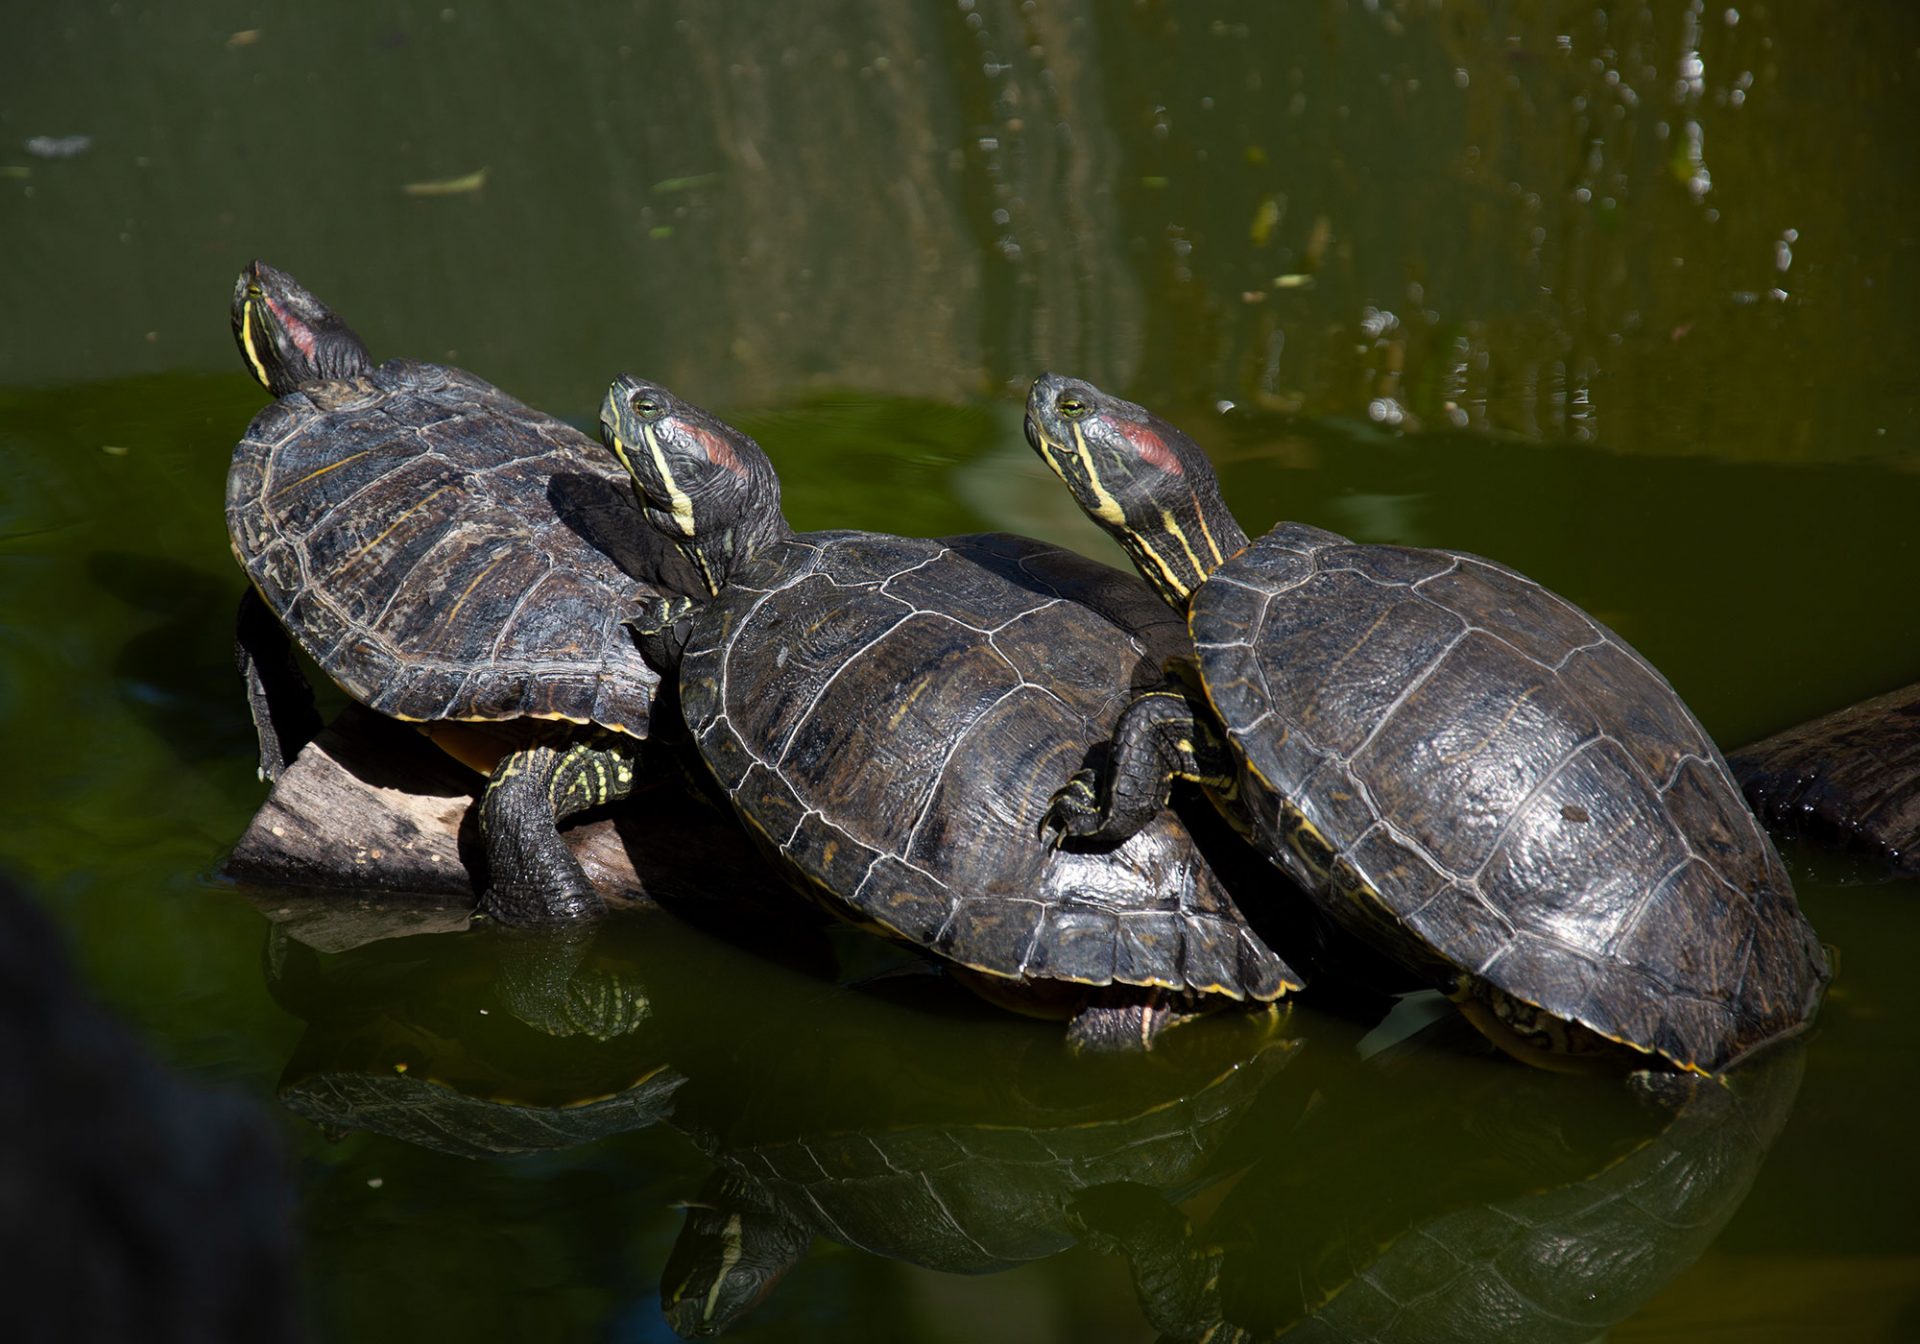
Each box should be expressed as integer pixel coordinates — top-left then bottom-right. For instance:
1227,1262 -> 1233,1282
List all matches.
1040,770 -> 1104,848
627,593 -> 697,671
627,593 -> 695,638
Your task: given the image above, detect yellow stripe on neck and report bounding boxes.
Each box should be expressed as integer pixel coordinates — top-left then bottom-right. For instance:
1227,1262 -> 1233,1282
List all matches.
641,423 -> 699,537
1158,507 -> 1212,588
1068,422 -> 1128,527
240,297 -> 272,389
704,1213 -> 746,1324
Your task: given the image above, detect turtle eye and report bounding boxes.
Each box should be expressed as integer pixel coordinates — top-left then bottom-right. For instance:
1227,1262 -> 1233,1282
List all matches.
1056,395 -> 1090,420
630,394 -> 662,418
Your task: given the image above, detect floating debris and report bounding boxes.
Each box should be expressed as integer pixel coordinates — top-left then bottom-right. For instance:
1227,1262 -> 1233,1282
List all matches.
1301,213 -> 1333,269
0,166 -> 29,179
227,29 -> 263,48
402,166 -> 488,196
1249,195 -> 1282,246
650,172 -> 718,194
25,135 -> 91,159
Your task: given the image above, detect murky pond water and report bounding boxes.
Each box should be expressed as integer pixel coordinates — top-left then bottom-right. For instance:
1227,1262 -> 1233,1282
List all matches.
4,3 -> 1918,1340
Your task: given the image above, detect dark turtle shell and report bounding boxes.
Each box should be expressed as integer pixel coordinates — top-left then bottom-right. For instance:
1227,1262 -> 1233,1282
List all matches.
679,529 -> 1293,1001
227,359 -> 661,735
1189,522 -> 1829,1073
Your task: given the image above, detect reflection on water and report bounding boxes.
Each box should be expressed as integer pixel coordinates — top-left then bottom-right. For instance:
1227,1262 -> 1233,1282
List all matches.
267,905 -> 1801,1340
1083,1029 -> 1804,1343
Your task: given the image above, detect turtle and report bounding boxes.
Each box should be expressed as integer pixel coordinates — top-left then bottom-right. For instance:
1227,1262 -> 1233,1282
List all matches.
227,260 -> 684,923
1023,373 -> 1829,1075
595,375 -> 1301,1049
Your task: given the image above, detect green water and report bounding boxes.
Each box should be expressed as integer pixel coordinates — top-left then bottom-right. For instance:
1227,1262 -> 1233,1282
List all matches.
4,3 -> 1918,1339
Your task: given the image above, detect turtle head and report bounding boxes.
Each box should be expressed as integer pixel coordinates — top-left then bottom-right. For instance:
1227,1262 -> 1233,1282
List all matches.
658,1172 -> 811,1337
231,260 -> 373,397
1024,373 -> 1247,609
600,375 -> 787,598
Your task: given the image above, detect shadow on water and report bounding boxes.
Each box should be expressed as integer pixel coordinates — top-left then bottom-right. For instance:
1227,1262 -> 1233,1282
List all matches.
88,550 -> 261,766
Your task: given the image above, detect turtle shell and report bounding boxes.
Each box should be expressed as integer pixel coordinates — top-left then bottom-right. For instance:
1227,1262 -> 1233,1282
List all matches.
1189,521 -> 1829,1073
227,359 -> 662,735
678,530 -> 1293,1001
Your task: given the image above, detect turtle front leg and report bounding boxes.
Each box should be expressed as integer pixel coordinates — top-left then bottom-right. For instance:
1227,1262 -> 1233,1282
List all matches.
478,737 -> 643,924
233,585 -> 321,782
1041,689 -> 1236,848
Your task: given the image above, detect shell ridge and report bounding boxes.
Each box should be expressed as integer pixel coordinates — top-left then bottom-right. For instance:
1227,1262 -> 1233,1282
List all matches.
901,683 -> 1025,855
1329,625 -> 1474,787
278,395 -> 466,531
355,502 -> 505,639
1597,855 -> 1697,961
1465,732 -> 1606,886
1548,634 -> 1613,674
482,552 -> 558,665
768,611 -> 919,772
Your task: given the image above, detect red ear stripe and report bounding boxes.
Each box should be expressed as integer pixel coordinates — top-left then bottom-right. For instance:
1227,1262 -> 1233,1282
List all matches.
262,294 -> 318,360
1117,420 -> 1183,475
690,424 -> 747,477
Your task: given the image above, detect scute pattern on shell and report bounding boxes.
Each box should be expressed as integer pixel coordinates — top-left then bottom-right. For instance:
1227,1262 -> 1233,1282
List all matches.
226,360 -> 661,734
1191,521 -> 1828,1072
680,530 -> 1293,1000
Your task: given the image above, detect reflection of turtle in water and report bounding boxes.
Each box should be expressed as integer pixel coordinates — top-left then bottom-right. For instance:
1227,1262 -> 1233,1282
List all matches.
262,899 -> 1306,1341
658,1014 -> 1306,1338
1731,680 -> 1920,876
272,924 -> 684,1160
228,262 -> 684,923
1025,375 -> 1828,1074
599,377 -> 1299,1047
1077,1027 -> 1807,1343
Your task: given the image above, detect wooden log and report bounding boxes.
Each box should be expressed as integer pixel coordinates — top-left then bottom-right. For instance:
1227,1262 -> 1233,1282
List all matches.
1728,681 -> 1920,875
225,705 -> 802,950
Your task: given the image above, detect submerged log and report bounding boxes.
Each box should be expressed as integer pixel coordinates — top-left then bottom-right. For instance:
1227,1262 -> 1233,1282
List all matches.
225,705 -> 801,950
1729,681 -> 1920,876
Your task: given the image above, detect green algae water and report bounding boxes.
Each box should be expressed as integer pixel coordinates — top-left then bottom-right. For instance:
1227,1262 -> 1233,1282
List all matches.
3,3 -> 1918,1339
